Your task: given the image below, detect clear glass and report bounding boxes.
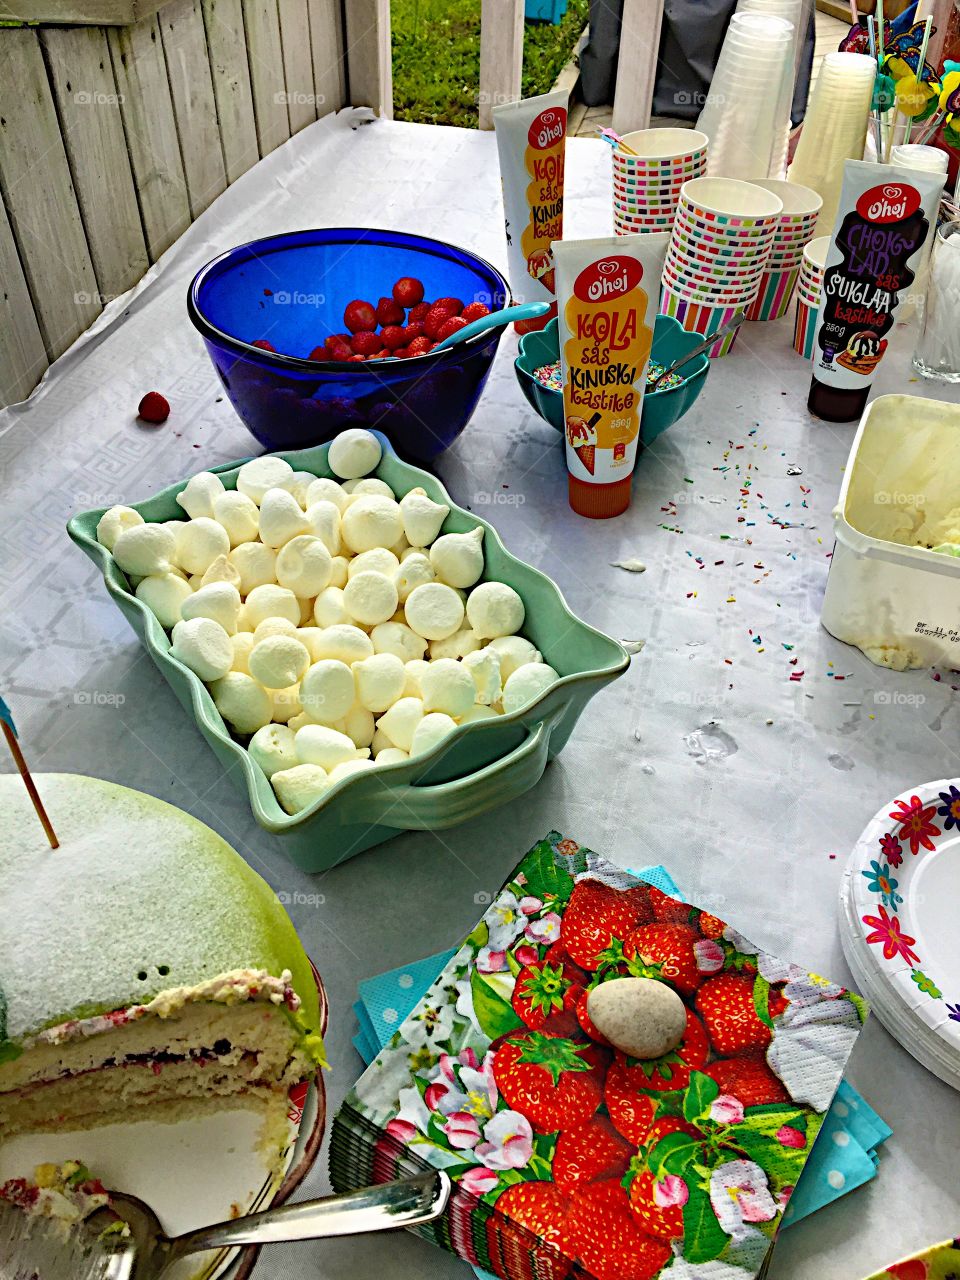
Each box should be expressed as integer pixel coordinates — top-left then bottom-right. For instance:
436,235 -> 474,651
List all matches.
913,224 -> 960,384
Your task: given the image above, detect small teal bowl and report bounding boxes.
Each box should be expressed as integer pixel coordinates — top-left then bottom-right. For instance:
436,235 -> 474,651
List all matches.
514,315 -> 710,446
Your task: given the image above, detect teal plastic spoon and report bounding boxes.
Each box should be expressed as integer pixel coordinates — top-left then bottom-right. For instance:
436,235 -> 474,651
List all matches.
432,301 -> 552,351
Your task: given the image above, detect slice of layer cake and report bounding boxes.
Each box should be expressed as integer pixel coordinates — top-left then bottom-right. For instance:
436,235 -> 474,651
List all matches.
0,774 -> 325,1144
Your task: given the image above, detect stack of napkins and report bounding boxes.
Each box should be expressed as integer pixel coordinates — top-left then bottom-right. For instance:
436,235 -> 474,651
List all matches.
332,832 -> 870,1279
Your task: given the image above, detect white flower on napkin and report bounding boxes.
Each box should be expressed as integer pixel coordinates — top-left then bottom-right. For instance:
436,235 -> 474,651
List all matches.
485,891 -> 528,952
709,1158 -> 779,1238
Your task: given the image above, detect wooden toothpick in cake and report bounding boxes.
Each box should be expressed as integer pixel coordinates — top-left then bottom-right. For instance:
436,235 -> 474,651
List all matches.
0,696 -> 59,849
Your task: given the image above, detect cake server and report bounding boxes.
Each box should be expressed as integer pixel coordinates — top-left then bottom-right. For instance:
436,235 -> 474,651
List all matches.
0,1169 -> 450,1280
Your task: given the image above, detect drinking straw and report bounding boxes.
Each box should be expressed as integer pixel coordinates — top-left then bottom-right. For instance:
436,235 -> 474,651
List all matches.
867,16 -> 884,158
906,15 -> 933,143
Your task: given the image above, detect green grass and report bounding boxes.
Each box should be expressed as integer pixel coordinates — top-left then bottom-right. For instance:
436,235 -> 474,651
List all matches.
392,0 -> 589,129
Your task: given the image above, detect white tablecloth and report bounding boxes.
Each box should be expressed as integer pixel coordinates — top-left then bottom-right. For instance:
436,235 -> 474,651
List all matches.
1,109 -> 958,1280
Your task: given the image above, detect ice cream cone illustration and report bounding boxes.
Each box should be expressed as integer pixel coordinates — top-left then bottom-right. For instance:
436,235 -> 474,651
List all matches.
567,411 -> 602,475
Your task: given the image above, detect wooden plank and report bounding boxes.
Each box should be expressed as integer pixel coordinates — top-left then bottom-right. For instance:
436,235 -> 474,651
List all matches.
0,198 -> 48,406
278,0 -> 316,133
479,0 -> 523,129
201,0 -> 260,182
0,30 -> 100,361
40,26 -> 149,301
0,0 -> 167,28
160,0 -> 228,216
612,0 -> 665,135
345,0 -> 392,119
241,0 -> 291,155
306,0 -> 345,117
108,15 -> 192,259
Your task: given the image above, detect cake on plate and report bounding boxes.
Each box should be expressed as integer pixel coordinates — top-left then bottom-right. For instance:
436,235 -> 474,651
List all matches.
0,774 -> 325,1142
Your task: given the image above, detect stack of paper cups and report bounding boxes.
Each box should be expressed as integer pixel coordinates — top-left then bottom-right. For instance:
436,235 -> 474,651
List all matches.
661,177 -> 784,357
744,179 -> 822,320
612,129 -> 708,234
890,144 -> 950,323
696,13 -> 795,181
788,52 -> 876,233
735,0 -> 805,177
793,234 -> 829,357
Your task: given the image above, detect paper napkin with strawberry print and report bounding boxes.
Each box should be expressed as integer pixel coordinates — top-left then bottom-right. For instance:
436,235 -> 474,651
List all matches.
330,832 -> 869,1280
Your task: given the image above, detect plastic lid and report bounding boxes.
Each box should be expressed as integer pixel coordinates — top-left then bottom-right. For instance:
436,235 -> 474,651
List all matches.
568,474 -> 633,519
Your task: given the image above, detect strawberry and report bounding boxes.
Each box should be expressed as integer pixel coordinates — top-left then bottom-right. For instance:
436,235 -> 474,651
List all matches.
435,315 -> 468,341
625,923 -> 702,996
603,1058 -> 657,1144
569,1181 -> 672,1280
695,973 -> 773,1054
392,346 -> 410,359
347,353 -> 366,362
376,296 -> 405,326
350,331 -> 381,356
703,1050 -> 789,1106
554,1116 -> 633,1191
627,1170 -> 685,1241
648,886 -> 692,924
489,1181 -> 575,1269
423,305 -> 455,339
559,877 -> 653,970
406,335 -> 433,356
617,1009 -> 709,1092
343,299 -> 377,333
392,276 -> 425,308
401,322 -> 424,343
461,301 -> 491,322
407,301 -> 431,325
512,959 -> 584,1036
380,325 -> 406,350
306,345 -> 328,361
326,332 -> 353,350
574,987 -> 609,1044
250,339 -> 276,352
137,391 -> 170,423
492,1030 -> 606,1134
698,910 -> 726,939
432,296 -> 464,315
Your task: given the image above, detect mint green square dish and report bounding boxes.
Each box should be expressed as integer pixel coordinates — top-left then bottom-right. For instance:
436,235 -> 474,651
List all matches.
67,435 -> 628,872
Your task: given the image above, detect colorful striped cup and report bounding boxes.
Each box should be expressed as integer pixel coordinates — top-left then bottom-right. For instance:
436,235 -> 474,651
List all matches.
744,266 -> 800,321
659,284 -> 745,358
793,295 -> 820,358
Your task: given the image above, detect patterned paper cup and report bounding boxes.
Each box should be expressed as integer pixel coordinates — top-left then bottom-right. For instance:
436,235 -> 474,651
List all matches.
614,194 -> 682,215
659,284 -> 747,357
614,212 -> 678,231
679,177 -> 783,228
673,210 -> 778,247
662,262 -> 761,305
748,180 -> 823,231
744,265 -> 800,321
665,248 -> 769,291
617,127 -> 709,164
794,295 -> 820,357
670,226 -> 774,261
802,235 -> 830,272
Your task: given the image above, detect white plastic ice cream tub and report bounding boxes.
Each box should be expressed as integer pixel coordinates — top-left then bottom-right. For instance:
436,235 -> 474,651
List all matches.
821,394 -> 960,670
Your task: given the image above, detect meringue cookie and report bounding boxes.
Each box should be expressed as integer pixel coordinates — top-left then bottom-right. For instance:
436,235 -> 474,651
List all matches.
309,624 -> 373,665
229,541 -> 277,594
466,581 -> 525,639
201,554 -> 242,590
370,621 -> 427,664
244,583 -> 301,629
313,586 -> 349,629
341,704 -> 375,748
270,684 -> 302,723
404,582 -> 465,641
329,555 -> 349,588
181,581 -> 242,635
463,647 -> 502,705
236,455 -> 294,504
211,491 -> 259,547
349,548 -> 400,579
276,534 -> 333,597
395,551 -> 435,603
305,501 -> 341,555
136,573 -> 193,628
371,727 -> 393,755
429,629 -> 481,661
171,616 -> 235,680
399,487 -> 449,547
344,477 -> 395,500
488,635 -> 542,680
502,662 -> 559,714
376,697 -> 424,752
341,496 -> 404,554
230,632 -> 256,673
113,523 -> 177,577
343,571 -> 399,626
176,471 -> 225,520
402,659 -> 429,697
259,488 -> 310,548
354,653 -> 406,712
295,723 -> 369,770
281,471 -> 317,508
300,659 -> 356,723
96,505 -> 144,551
248,723 -> 298,778
410,712 -> 457,757
249,634 -> 310,688
209,672 -> 273,733
175,517 -> 231,575
306,476 -> 347,511
328,428 -> 382,479
253,616 -> 299,642
295,627 -> 326,663
460,704 -> 501,723
420,658 -> 476,718
271,763 -> 329,814
326,758 -> 375,786
375,747 -> 409,765
430,527 -> 484,588
287,711 -> 310,733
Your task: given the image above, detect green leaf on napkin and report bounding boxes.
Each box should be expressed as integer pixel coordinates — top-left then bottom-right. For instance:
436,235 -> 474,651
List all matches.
682,1182 -> 728,1264
753,974 -> 775,1029
684,1070 -> 720,1124
470,968 -> 524,1040
516,837 -> 575,904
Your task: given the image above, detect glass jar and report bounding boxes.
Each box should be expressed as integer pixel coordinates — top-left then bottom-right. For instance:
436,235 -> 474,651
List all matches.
912,222 -> 960,383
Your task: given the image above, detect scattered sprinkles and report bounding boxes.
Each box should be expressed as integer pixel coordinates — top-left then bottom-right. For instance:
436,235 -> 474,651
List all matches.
532,360 -> 563,392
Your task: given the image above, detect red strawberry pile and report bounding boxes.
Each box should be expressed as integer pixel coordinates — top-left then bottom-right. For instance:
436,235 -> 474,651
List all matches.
252,276 -> 492,363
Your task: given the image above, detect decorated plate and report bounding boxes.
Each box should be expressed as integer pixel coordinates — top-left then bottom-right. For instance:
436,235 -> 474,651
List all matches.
864,1235 -> 960,1279
840,780 -> 960,1090
0,969 -> 328,1280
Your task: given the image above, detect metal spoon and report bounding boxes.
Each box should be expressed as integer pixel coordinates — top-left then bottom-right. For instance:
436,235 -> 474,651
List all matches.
0,1171 -> 450,1280
432,301 -> 552,351
647,313 -> 745,391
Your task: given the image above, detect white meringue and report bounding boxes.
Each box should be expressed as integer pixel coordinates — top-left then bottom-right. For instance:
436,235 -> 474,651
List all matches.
276,534 -> 333,597
258,488 -> 310,548
371,727 -> 393,755
411,712 -> 458,757
231,632 -> 256,673
429,629 -> 481,661
430,527 -> 484,588
244,583 -> 301,629
96,505 -> 144,551
313,586 -> 350,629
248,723 -> 298,778
328,555 -> 349,588
249,634 -> 310,688
344,477 -> 395,500
253,616 -> 299,642
341,704 -> 375,748
236,455 -> 294,504
402,658 -> 429,697
376,746 -> 409,765
370,621 -> 427,664
176,472 -> 225,520
488,635 -> 542,680
113,523 -> 177,577
395,552 -> 435,603
306,476 -> 347,511
300,659 -> 356,723
270,685 -> 303,723
327,428 -> 382,479
271,763 -> 329,814
295,723 -> 368,770
354,653 -> 406,712
399,487 -> 449,547
201,554 -> 242,590
463,647 -> 502,705
341,496 -> 404,554
281,471 -> 317,508
135,573 -> 193,628
460,704 -> 501,723
420,658 -> 476,718
175,517 -> 231,575
180,581 -> 242,635
376,697 -> 424,752
343,571 -> 399,626
212,490 -> 260,547
349,547 -> 400,579
229,541 -> 277,594
287,711 -> 310,733
209,671 -> 273,733
304,501 -> 341,555
502,662 -> 559,713
309,624 -> 373,665
295,627 -> 326,663
404,582 -> 465,640
466,581 -> 525,639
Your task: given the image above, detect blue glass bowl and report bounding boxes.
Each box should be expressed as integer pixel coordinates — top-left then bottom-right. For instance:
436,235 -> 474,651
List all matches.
188,228 -> 510,463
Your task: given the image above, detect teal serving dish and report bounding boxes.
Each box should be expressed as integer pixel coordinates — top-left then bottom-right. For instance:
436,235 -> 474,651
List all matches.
67,435 -> 628,873
514,315 -> 710,446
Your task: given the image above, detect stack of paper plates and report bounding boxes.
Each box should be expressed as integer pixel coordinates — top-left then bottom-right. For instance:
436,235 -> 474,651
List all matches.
840,778 -> 960,1092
